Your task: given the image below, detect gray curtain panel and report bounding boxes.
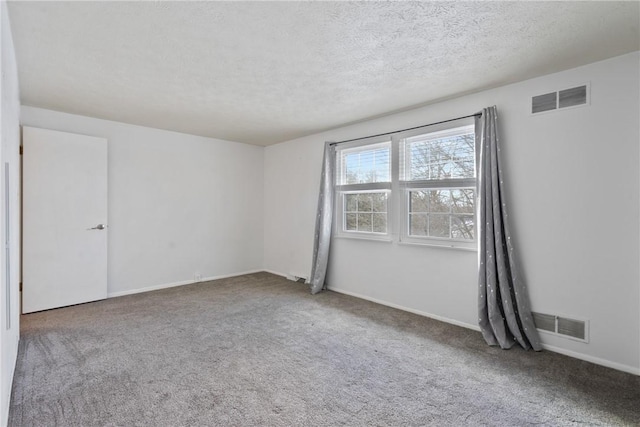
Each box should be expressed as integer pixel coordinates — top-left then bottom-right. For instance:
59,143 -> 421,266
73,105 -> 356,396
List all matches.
309,142 -> 336,294
477,106 -> 542,351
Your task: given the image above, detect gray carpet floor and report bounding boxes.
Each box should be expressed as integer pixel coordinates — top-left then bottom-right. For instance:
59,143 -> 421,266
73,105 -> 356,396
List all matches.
9,272 -> 640,426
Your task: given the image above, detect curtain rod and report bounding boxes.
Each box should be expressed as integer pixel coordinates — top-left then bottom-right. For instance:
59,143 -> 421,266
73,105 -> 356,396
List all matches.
329,112 -> 482,146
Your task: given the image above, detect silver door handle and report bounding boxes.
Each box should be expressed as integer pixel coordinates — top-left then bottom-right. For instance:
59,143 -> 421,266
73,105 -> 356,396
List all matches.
88,224 -> 107,230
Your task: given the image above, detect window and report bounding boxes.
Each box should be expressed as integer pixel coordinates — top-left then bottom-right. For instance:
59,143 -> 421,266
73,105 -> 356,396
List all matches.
400,125 -> 476,248
344,192 -> 388,233
407,188 -> 475,239
335,141 -> 391,238
335,121 -> 476,249
340,142 -> 390,184
401,127 -> 475,181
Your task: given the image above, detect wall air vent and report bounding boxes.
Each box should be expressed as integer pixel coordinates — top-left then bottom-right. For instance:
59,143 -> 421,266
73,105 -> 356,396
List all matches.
532,312 -> 588,342
532,312 -> 555,332
532,92 -> 557,114
558,86 -> 588,109
557,317 -> 586,340
531,83 -> 589,114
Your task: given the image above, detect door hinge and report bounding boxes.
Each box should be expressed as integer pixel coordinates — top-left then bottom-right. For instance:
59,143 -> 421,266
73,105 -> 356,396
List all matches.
19,146 -> 23,155
19,282 -> 22,292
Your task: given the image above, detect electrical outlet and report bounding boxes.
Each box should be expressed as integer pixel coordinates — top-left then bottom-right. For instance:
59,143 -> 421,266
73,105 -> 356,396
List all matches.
194,273 -> 202,282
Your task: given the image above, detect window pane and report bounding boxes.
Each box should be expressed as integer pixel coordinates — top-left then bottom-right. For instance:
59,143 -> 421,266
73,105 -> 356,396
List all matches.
372,213 -> 387,233
429,190 -> 451,213
345,194 -> 357,212
341,191 -> 388,235
455,160 -> 475,178
371,193 -> 387,212
345,213 -> 357,231
357,213 -> 372,232
357,194 -> 372,212
451,189 -> 474,214
409,213 -> 428,236
407,188 -> 474,241
405,129 -> 475,181
373,148 -> 390,182
429,214 -> 450,238
341,144 -> 391,184
410,191 -> 428,213
345,155 -> 359,184
452,215 -> 474,240
408,144 -> 430,181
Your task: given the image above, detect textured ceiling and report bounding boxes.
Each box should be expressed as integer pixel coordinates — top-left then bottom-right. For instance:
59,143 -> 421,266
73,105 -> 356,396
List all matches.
7,1 -> 640,146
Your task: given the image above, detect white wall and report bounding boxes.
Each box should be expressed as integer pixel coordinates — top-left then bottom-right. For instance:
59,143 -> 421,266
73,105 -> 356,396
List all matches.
264,52 -> 640,374
0,1 -> 21,425
21,106 -> 264,296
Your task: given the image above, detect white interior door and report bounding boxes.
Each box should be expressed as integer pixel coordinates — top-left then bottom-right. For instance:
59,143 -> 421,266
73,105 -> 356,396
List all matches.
22,126 -> 108,313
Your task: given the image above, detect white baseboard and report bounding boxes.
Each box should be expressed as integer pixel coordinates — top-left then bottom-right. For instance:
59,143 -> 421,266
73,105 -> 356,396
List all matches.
106,269 -> 263,298
540,343 -> 639,376
328,286 -> 639,376
262,269 -> 287,278
327,286 -> 481,332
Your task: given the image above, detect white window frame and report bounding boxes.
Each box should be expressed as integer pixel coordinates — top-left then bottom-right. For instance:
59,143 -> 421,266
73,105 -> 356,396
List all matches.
334,137 -> 392,240
400,185 -> 477,249
398,122 -> 477,249
336,189 -> 392,238
333,119 -> 477,250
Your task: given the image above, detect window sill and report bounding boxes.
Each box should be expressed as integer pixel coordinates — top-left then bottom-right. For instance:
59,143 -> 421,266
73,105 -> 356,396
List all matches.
333,233 -> 393,243
397,239 -> 478,252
